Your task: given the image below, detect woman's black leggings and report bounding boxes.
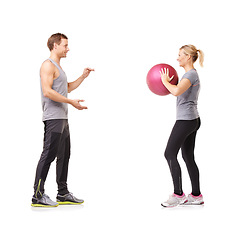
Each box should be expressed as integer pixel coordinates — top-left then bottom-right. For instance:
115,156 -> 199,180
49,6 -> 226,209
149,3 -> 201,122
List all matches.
164,118 -> 201,196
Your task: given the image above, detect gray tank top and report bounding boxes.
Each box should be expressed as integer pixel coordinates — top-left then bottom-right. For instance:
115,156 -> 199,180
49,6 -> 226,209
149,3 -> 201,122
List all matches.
41,58 -> 68,121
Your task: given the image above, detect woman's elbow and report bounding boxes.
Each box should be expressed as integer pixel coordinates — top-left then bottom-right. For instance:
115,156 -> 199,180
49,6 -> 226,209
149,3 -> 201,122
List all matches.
171,89 -> 181,97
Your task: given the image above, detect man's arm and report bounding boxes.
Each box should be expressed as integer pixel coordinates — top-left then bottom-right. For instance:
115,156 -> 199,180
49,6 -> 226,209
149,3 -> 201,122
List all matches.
68,68 -> 94,93
40,61 -> 87,110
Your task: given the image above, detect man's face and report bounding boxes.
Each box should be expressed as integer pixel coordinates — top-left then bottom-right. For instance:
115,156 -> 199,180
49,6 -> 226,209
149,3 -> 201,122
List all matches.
55,38 -> 69,58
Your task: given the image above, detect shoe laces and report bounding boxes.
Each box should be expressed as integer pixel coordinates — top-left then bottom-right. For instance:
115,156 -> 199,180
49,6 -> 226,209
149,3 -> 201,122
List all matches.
43,193 -> 50,198
166,194 -> 179,204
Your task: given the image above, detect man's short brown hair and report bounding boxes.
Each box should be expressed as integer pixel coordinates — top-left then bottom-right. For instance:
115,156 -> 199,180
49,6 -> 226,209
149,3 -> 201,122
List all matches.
47,33 -> 68,51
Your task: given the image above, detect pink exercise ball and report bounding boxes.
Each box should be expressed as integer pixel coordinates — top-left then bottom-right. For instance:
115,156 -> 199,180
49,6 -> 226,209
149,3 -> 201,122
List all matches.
146,63 -> 178,96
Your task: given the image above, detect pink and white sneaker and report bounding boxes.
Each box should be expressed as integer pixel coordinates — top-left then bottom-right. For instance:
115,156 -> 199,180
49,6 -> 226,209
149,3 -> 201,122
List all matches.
161,193 -> 188,208
181,194 -> 204,205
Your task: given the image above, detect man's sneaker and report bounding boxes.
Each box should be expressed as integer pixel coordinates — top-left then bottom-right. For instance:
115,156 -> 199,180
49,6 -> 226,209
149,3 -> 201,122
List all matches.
181,194 -> 204,205
161,193 -> 188,208
31,194 -> 59,207
56,193 -> 84,205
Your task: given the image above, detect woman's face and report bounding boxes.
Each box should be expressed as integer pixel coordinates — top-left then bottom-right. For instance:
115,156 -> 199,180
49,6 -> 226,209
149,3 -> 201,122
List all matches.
177,49 -> 189,67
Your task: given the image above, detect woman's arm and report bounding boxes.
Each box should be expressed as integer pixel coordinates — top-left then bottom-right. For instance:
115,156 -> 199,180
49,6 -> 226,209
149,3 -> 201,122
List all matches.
160,68 -> 191,96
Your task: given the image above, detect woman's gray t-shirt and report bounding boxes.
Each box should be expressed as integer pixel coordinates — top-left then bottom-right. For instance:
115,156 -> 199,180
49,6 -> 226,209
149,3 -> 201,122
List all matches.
176,69 -> 200,120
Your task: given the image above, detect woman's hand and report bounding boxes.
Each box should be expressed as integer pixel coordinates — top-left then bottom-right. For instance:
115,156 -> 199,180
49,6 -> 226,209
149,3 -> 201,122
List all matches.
160,68 -> 174,83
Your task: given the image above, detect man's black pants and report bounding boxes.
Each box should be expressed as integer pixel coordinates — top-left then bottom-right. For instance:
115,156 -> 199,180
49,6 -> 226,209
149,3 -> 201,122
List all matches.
33,119 -> 70,198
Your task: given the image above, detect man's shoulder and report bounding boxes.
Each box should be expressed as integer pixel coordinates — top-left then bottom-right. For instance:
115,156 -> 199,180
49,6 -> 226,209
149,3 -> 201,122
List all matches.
41,59 -> 56,74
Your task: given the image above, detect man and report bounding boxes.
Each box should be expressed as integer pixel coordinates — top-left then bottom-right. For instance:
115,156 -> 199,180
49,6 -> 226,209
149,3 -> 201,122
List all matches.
32,33 -> 94,207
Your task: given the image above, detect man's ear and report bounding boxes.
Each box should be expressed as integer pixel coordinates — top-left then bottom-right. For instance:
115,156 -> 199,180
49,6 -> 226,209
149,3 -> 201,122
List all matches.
53,42 -> 58,50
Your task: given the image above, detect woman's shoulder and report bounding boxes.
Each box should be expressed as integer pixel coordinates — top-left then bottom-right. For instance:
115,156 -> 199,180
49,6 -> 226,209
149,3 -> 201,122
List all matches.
183,69 -> 199,84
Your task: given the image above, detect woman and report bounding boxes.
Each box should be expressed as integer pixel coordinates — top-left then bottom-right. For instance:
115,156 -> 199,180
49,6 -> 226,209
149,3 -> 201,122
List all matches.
160,45 -> 204,207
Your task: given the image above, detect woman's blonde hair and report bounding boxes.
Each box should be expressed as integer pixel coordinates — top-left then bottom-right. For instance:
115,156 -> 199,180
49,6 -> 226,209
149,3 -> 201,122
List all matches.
180,44 -> 204,67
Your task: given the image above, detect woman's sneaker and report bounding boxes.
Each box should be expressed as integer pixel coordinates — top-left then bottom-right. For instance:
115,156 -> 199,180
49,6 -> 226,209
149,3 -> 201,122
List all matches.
182,194 -> 204,205
56,193 -> 84,205
31,194 -> 59,207
161,193 -> 188,207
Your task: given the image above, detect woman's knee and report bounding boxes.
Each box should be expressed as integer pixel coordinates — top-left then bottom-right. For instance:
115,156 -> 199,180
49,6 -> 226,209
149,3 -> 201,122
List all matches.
164,148 -> 176,162
181,148 -> 194,164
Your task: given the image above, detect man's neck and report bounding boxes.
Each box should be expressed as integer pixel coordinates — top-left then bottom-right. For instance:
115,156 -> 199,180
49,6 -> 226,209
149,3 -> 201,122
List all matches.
49,52 -> 61,66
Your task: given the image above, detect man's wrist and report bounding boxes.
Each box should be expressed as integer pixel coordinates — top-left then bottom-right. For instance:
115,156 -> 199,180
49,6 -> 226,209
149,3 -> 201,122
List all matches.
67,98 -> 74,105
81,74 -> 86,80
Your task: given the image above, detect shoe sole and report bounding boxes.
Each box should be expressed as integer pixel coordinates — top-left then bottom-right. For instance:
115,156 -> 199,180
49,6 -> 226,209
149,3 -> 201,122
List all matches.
31,203 -> 59,207
182,201 -> 204,205
161,200 -> 188,208
57,201 -> 84,205
161,204 -> 177,208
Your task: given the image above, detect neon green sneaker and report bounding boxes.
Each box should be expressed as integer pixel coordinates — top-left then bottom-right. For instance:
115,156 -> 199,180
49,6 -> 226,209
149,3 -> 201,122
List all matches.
31,194 -> 59,207
56,193 -> 84,205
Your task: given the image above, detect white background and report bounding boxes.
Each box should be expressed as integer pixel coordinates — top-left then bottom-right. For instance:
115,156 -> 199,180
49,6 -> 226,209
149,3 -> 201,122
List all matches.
1,0 -> 240,239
